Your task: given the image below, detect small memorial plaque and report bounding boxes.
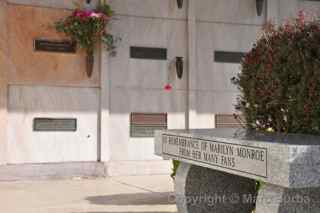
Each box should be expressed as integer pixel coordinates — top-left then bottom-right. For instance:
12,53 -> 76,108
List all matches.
214,51 -> 246,63
34,39 -> 76,53
162,134 -> 267,178
215,114 -> 245,128
130,46 -> 167,60
130,113 -> 167,137
33,118 -> 77,132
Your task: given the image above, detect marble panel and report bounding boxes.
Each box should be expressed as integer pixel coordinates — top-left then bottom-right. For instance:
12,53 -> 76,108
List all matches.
109,16 -> 187,90
110,16 -> 167,89
110,87 -> 186,113
196,22 -> 261,91
167,20 -> 188,90
8,86 -> 99,163
7,0 -> 99,9
108,88 -> 186,161
107,0 -> 187,19
7,5 -> 100,87
108,112 -> 184,161
212,91 -> 239,114
195,0 -> 265,25
189,90 -> 238,114
109,112 -> 185,161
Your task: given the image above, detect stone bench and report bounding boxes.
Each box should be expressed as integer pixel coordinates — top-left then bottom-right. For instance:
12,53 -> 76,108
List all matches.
154,128 -> 320,213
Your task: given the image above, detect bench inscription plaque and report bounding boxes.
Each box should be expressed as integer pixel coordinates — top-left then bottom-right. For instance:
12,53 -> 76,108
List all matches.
162,134 -> 267,178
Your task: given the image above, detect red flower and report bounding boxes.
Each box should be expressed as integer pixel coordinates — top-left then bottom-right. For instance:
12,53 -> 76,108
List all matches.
164,84 -> 172,91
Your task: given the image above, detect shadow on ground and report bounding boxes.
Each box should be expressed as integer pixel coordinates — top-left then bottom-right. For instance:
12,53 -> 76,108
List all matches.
86,192 -> 175,206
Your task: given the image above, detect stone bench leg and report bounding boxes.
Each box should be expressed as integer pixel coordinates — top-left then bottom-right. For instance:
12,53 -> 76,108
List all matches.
256,183 -> 320,213
174,162 -> 256,213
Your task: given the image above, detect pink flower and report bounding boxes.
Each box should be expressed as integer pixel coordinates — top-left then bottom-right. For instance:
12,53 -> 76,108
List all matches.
90,12 -> 103,18
164,84 -> 172,91
84,10 -> 93,17
72,10 -> 93,18
72,10 -> 82,17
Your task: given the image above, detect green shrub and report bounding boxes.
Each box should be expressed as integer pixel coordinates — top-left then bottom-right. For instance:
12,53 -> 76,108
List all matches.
170,160 -> 180,179
232,12 -> 320,135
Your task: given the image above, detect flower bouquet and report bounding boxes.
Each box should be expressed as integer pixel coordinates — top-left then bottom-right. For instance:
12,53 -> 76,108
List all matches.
55,2 -> 118,77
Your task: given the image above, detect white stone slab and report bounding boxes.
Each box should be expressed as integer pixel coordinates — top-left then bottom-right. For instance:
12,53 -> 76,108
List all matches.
155,128 -> 320,188
8,85 -> 99,163
7,0 -> 99,9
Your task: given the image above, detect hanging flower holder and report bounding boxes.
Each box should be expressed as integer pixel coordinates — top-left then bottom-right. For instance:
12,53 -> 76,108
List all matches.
177,0 -> 184,9
176,57 -> 184,79
55,2 -> 118,78
86,51 -> 94,77
256,0 -> 265,16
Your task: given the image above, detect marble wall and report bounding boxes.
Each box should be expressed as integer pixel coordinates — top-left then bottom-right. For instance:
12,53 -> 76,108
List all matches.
103,0 -> 320,175
3,1 -> 100,165
2,0 -> 320,175
103,0 -> 264,175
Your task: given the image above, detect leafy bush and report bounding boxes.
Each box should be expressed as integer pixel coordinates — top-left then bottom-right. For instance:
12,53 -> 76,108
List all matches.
232,12 -> 320,135
171,160 -> 180,179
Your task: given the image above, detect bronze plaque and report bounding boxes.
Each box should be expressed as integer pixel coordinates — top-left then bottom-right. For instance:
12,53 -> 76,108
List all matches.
215,114 -> 245,128
130,46 -> 167,60
34,39 -> 76,53
33,118 -> 77,132
130,113 -> 167,137
214,51 -> 246,64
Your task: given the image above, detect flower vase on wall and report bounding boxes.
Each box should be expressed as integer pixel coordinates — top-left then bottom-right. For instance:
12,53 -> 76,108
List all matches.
256,0 -> 264,16
86,51 -> 94,77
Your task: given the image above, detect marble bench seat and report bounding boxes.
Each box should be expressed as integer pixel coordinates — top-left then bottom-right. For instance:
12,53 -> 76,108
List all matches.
155,128 -> 320,213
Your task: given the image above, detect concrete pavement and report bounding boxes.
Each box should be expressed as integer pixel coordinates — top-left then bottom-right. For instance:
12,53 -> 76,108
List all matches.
0,175 -> 177,213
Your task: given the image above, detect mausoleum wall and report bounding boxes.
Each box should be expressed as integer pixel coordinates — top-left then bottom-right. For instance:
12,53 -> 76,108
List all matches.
1,0 -> 320,176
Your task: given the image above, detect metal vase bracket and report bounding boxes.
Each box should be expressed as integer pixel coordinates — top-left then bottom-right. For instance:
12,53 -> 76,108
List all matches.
86,51 -> 94,78
177,0 -> 183,9
256,0 -> 265,16
176,57 -> 184,79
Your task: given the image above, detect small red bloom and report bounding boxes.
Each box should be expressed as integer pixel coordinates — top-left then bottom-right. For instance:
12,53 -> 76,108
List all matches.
164,84 -> 172,91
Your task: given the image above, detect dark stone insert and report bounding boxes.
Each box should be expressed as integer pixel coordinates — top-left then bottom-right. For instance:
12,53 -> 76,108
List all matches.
34,39 -> 77,53
33,118 -> 77,132
214,51 -> 246,64
130,46 -> 167,60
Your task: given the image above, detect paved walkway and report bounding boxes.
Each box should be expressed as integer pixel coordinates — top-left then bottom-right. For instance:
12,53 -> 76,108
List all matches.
0,175 -> 177,213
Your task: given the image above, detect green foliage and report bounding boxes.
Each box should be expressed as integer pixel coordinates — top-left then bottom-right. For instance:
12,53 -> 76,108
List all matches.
96,2 -> 113,17
170,160 -> 180,179
55,2 -> 119,55
256,180 -> 264,191
232,12 -> 320,135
